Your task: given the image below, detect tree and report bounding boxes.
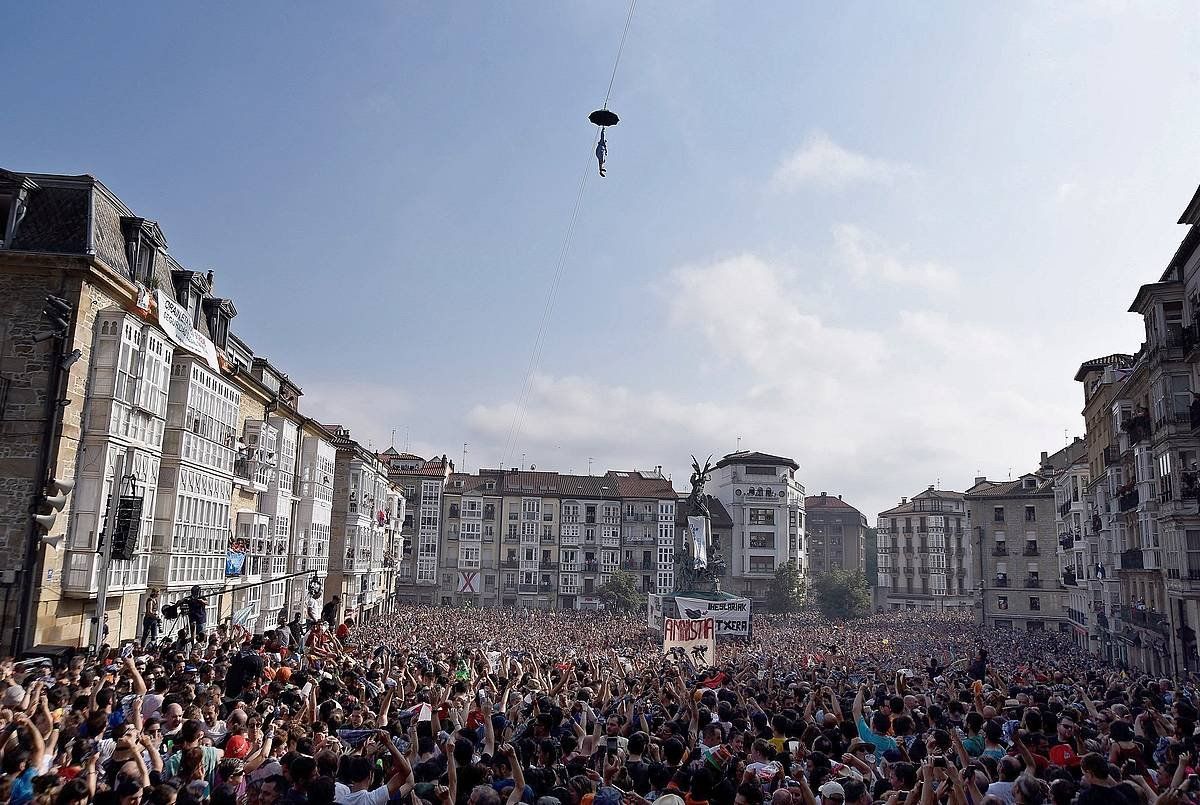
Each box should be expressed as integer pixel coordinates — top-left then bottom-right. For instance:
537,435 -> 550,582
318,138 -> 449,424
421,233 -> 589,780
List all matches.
767,559 -> 805,613
598,569 -> 642,613
811,568 -> 872,620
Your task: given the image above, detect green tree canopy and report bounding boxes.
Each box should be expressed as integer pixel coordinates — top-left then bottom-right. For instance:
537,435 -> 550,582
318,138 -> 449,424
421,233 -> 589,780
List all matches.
598,569 -> 642,613
767,559 -> 805,613
811,568 -> 872,620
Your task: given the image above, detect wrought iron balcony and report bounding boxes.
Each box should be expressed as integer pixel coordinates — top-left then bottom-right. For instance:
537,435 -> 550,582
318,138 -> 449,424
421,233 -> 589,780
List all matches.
1119,548 -> 1144,570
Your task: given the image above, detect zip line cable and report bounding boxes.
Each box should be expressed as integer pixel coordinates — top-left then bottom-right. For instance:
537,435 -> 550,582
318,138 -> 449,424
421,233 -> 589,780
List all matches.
498,0 -> 637,471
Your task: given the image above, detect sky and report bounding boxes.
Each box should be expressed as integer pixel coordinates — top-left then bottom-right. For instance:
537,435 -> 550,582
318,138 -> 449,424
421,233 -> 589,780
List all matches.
3,1 -> 1199,521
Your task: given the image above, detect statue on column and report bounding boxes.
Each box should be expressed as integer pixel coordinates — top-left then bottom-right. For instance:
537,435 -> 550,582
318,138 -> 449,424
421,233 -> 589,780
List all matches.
677,455 -> 723,591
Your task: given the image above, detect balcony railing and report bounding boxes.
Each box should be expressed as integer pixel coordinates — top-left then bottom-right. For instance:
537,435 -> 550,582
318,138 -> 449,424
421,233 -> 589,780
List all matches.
992,546 -> 1009,556
1062,572 -> 1077,587
622,560 -> 655,571
1103,445 -> 1120,466
1122,413 -> 1151,445
1023,544 -> 1040,556
1119,548 -> 1144,570
1118,489 -> 1140,512
582,560 -> 599,572
500,559 -> 518,569
1119,605 -> 1169,635
1058,499 -> 1073,517
1024,577 -> 1042,589
994,577 -> 1009,588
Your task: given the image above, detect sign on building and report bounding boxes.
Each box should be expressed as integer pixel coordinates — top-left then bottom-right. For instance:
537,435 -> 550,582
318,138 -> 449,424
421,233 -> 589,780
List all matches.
457,571 -> 479,594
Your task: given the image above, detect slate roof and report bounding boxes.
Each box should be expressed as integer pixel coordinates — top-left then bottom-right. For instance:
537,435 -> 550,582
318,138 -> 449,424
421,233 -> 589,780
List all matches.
713,451 -> 799,471
675,494 -> 733,528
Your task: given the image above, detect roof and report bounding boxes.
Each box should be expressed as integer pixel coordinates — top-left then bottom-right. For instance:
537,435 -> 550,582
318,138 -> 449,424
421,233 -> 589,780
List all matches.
1180,184 -> 1200,226
605,470 -> 677,499
964,476 -> 1054,498
675,494 -> 733,528
805,494 -> 862,515
713,450 -> 799,471
387,458 -> 451,477
1074,354 -> 1135,382
877,487 -> 965,516
444,473 -> 499,495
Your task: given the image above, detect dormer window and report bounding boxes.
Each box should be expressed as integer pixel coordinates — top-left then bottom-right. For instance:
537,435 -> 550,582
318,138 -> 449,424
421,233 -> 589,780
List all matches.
120,217 -> 166,285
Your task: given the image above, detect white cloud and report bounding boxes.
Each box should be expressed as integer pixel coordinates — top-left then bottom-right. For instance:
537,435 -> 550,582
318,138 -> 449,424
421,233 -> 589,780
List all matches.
771,131 -> 914,191
833,224 -> 959,291
463,252 -> 1065,518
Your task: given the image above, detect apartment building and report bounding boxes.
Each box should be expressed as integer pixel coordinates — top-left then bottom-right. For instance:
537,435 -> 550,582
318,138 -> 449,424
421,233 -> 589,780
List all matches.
1073,355 -> 1135,662
384,453 -> 453,603
805,493 -> 868,576
876,487 -> 972,611
705,451 -> 807,604
327,426 -> 396,621
439,472 -> 503,606
968,442 -> 1084,632
1053,438 -> 1097,649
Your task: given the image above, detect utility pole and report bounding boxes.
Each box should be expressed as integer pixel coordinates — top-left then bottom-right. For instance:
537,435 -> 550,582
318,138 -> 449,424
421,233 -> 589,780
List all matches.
92,450 -> 132,652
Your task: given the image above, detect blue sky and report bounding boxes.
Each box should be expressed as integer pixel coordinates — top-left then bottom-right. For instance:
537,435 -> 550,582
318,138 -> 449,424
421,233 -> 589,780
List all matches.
3,1 -> 1198,519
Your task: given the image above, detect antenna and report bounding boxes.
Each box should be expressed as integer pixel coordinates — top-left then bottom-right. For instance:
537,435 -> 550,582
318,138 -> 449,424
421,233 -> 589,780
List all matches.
521,453 -> 526,471
391,428 -> 396,448
736,435 -> 742,452
462,443 -> 469,473
588,457 -> 594,475
1008,467 -> 1013,480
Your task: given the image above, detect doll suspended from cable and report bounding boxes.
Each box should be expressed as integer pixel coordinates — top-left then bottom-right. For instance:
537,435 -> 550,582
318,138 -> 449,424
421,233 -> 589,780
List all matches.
589,108 -> 619,177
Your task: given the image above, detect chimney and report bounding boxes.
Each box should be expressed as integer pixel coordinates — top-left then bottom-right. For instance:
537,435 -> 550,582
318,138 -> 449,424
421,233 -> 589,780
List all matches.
928,485 -> 934,491
838,494 -> 842,500
205,269 -> 214,288
1040,451 -> 1048,465
975,476 -> 987,485
821,492 -> 827,498
901,497 -> 908,505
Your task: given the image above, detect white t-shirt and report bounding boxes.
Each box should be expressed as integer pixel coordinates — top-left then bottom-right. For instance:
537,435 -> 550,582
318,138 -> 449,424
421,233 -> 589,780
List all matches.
334,781 -> 391,804
986,781 -> 1015,805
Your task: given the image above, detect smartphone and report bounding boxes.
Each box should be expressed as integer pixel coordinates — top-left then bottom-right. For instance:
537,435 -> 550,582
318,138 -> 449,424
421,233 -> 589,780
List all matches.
932,756 -> 947,768
606,736 -> 619,754
787,740 -> 800,754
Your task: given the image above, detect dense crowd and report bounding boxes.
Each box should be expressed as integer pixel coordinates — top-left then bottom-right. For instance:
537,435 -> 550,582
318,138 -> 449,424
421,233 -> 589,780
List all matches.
2,600 -> 1199,805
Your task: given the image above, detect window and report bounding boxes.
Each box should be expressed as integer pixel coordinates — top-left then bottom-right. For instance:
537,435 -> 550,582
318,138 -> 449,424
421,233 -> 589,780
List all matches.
993,507 -> 1005,523
745,466 -> 775,475
1029,597 -> 1041,611
748,556 -> 775,574
748,532 -> 775,549
1027,621 -> 1044,632
1186,530 -> 1200,578
1025,506 -> 1036,522
749,508 -> 774,525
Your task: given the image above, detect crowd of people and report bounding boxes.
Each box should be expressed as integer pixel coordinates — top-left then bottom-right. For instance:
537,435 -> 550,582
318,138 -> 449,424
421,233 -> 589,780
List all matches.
1,601 -> 1199,805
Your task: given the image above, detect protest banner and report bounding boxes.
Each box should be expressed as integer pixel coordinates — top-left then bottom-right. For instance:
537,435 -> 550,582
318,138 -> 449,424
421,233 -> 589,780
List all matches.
675,596 -> 751,637
662,616 -> 715,666
647,593 -> 664,631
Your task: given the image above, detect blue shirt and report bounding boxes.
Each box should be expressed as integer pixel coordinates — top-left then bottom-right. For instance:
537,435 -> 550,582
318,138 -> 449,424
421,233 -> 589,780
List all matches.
10,768 -> 36,805
856,716 -> 898,762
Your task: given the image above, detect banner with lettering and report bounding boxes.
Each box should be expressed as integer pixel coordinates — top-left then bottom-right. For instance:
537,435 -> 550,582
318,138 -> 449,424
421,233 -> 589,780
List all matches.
675,596 -> 751,637
662,617 -> 716,666
154,290 -> 221,372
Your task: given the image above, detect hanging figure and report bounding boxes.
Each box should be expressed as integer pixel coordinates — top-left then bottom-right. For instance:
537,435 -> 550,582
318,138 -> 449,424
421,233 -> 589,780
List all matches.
588,108 -> 619,178
596,129 -> 608,177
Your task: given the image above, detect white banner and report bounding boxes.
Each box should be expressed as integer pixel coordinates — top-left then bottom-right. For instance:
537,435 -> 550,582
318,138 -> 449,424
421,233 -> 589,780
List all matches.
662,617 -> 716,666
457,570 -> 480,594
154,290 -> 221,372
688,516 -> 708,569
232,603 -> 258,630
647,593 -> 664,631
675,596 -> 751,637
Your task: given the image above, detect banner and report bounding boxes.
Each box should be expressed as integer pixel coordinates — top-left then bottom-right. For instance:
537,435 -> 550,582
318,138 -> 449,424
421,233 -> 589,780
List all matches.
688,516 -> 709,569
457,570 -> 479,594
225,550 -> 247,576
647,593 -> 664,631
675,596 -> 751,637
232,603 -> 258,630
662,617 -> 715,666
154,289 -> 221,372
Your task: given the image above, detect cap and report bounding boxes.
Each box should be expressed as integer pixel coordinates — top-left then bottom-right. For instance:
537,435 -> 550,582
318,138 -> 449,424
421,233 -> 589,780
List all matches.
226,734 -> 252,759
1049,744 -> 1080,767
818,781 -> 845,798
1004,699 -> 1021,709
652,796 -> 685,805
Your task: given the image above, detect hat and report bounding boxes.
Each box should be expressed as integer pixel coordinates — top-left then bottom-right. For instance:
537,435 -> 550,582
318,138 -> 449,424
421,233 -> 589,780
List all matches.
1004,699 -> 1021,709
652,796 -> 685,805
226,734 -> 252,759
818,781 -> 845,798
2,685 -> 24,708
1049,744 -> 1080,767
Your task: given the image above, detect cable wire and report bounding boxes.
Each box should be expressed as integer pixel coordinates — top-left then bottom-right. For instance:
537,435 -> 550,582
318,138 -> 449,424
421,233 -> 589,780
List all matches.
499,0 -> 637,470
